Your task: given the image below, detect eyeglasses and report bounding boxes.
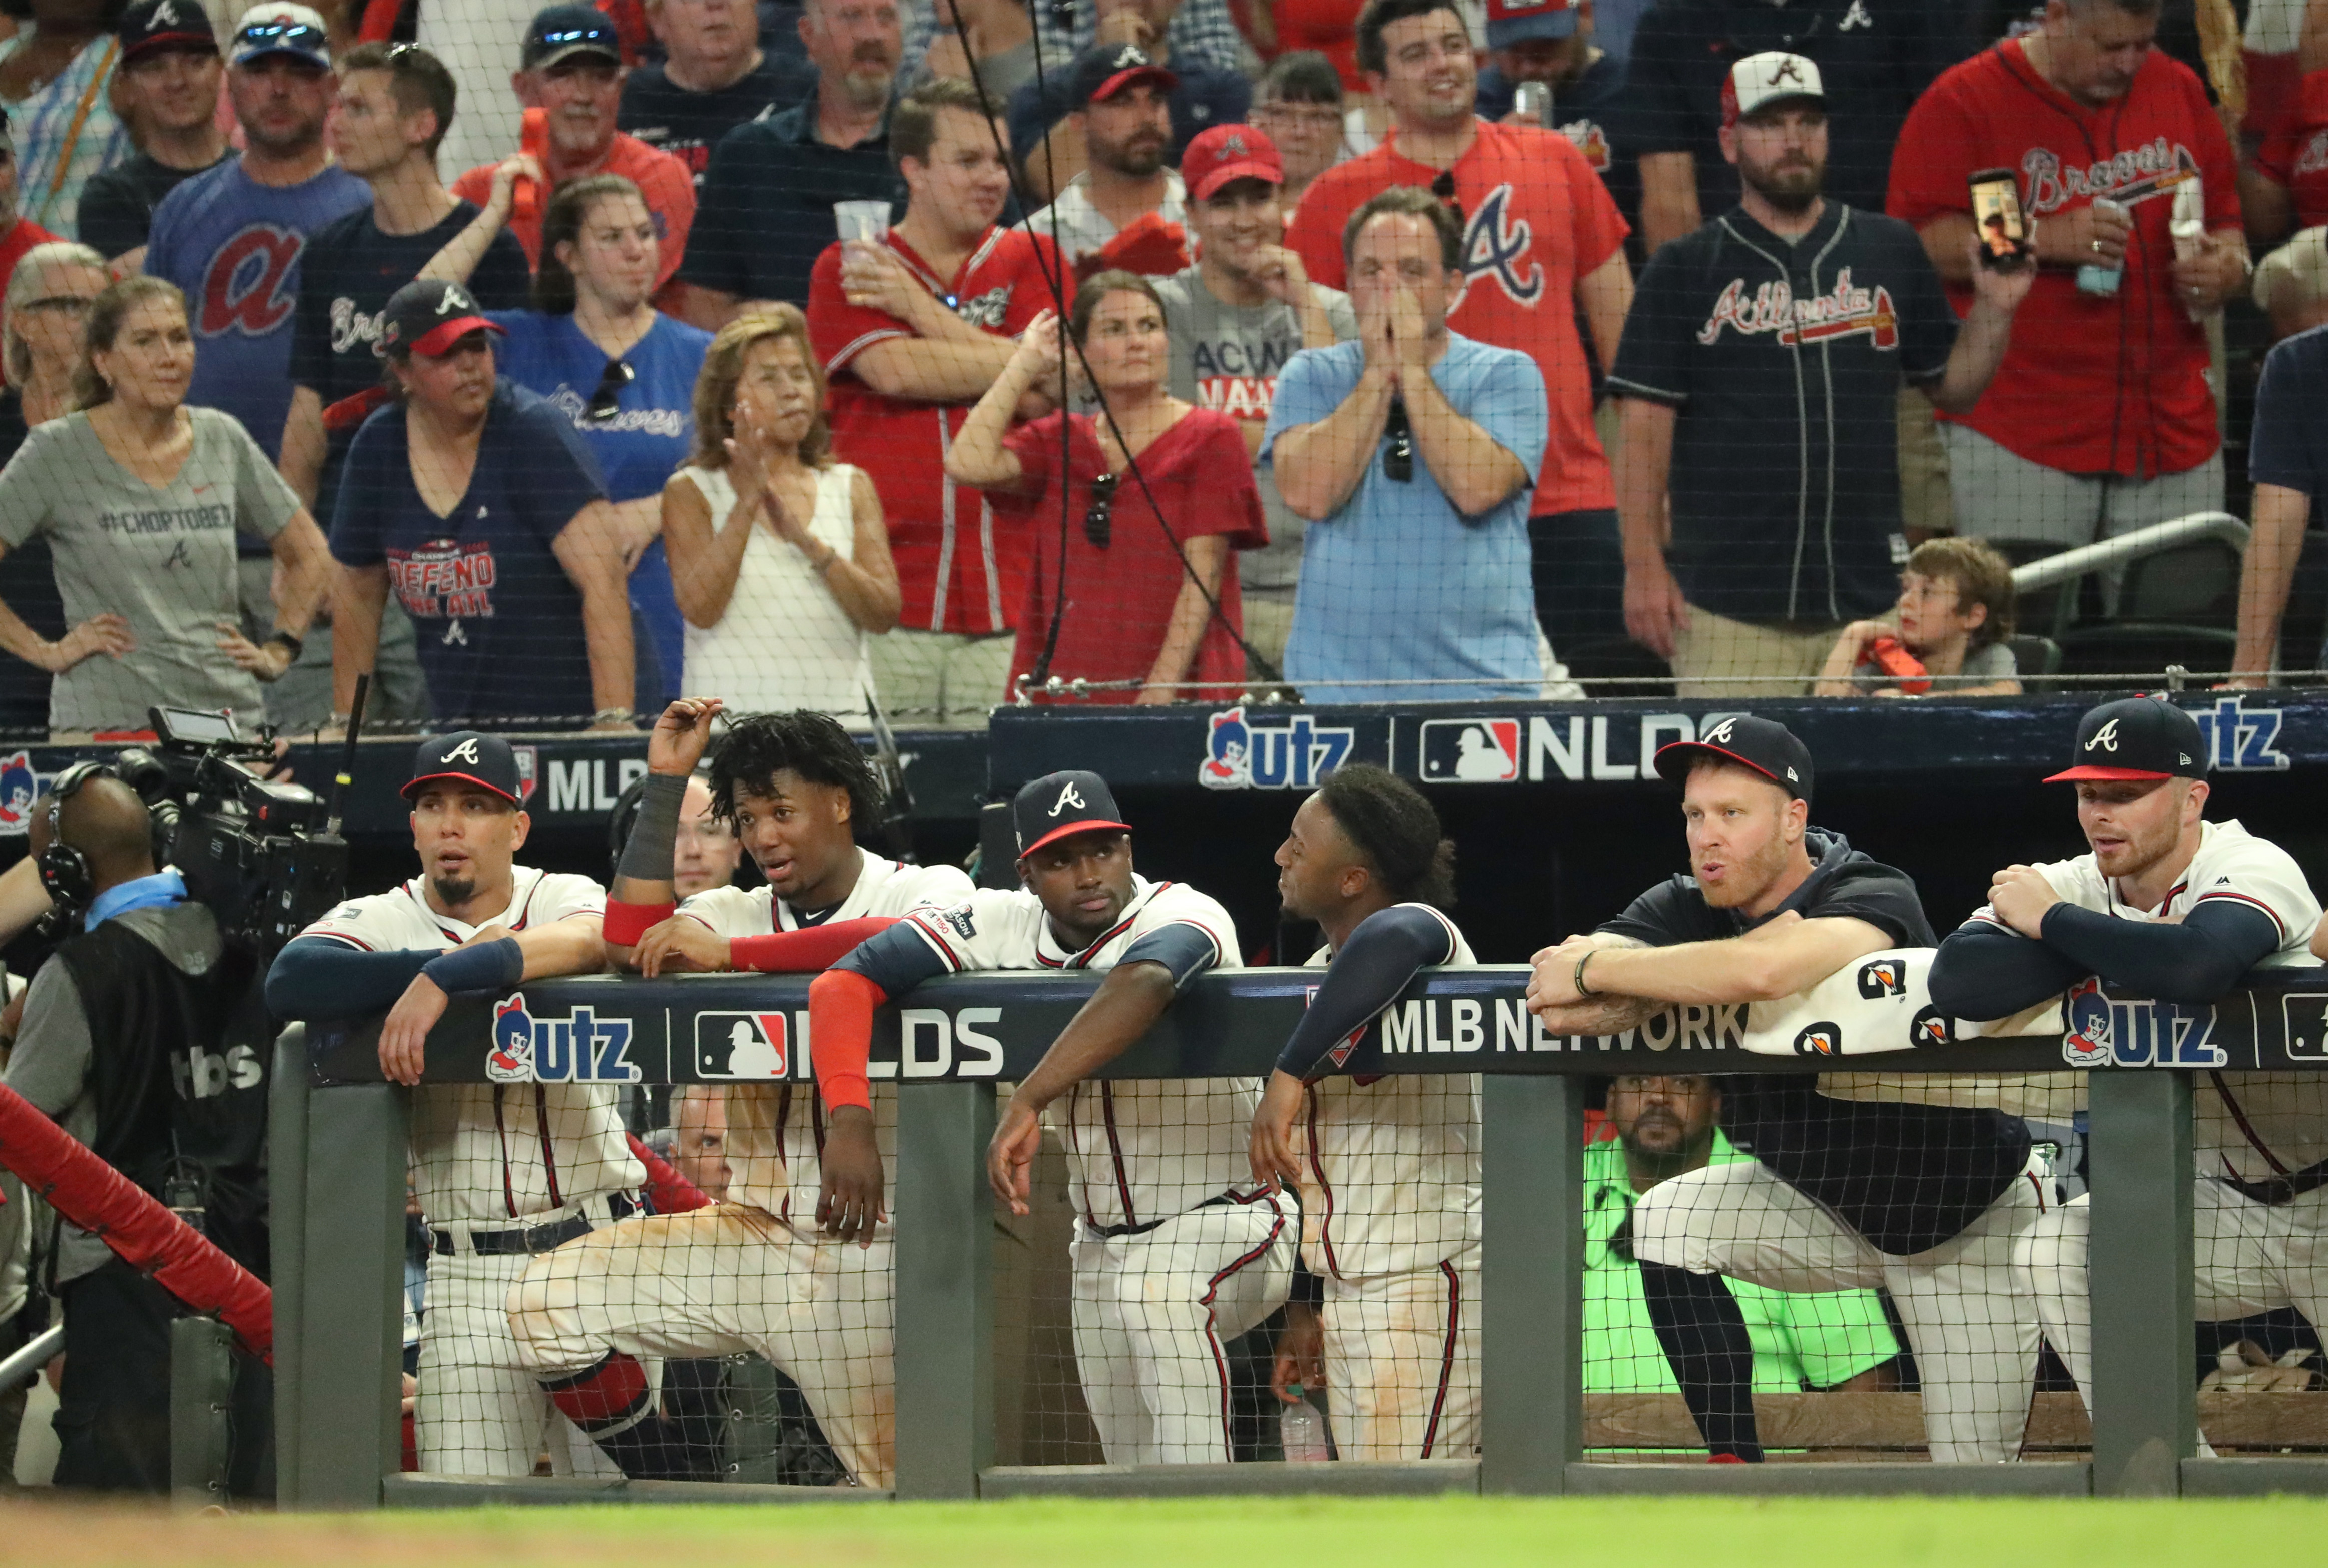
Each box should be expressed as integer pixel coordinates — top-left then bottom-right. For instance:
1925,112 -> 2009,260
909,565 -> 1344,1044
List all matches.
587,358 -> 635,421
1083,471 -> 1118,550
1382,396 -> 1413,483
1253,103 -> 1342,129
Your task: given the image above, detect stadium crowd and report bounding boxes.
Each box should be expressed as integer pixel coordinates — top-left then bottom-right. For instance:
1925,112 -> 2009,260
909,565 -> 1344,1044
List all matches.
0,0 -> 2301,730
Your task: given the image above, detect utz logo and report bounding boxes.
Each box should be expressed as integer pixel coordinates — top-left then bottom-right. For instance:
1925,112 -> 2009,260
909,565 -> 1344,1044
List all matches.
486,992 -> 640,1084
2061,976 -> 2113,1067
510,744 -> 539,804
695,1012 -> 790,1079
1910,1004 -> 1953,1048
2052,981 -> 2222,1068
2193,696 -> 2290,773
1419,719 -> 1520,782
1856,957 -> 1907,999
0,750 -> 39,836
1199,705 -> 1355,790
1793,1020 -> 1841,1057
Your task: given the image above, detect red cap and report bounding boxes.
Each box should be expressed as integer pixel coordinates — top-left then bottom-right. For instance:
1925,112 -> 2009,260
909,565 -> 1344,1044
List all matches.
1182,124 -> 1284,200
410,314 -> 504,358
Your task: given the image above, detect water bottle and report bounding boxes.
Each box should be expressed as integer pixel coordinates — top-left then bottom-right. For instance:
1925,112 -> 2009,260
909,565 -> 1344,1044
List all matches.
1280,1389 -> 1330,1461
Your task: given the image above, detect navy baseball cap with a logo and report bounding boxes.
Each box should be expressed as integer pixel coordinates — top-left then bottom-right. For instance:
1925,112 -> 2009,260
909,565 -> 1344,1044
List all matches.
377,279 -> 505,359
523,3 -> 623,70
1014,769 -> 1133,858
1652,715 -> 1814,802
1070,42 -> 1177,108
122,0 -> 218,65
404,732 -> 526,806
2045,696 -> 2207,783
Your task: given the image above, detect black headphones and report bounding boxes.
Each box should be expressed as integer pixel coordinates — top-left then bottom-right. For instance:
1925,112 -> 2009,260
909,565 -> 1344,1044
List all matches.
37,760 -> 113,918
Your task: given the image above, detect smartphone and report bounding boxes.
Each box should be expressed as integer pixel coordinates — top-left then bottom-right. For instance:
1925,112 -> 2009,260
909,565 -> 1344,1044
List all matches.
1968,167 -> 2030,270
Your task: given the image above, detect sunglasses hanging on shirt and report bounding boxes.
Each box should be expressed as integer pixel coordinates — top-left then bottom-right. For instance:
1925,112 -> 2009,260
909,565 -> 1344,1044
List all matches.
1383,396 -> 1414,483
1083,471 -> 1119,549
587,359 -> 636,422
1430,168 -> 1463,226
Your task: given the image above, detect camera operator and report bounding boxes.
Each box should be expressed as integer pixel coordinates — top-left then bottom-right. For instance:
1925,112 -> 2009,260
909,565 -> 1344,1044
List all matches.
1,766 -> 270,1493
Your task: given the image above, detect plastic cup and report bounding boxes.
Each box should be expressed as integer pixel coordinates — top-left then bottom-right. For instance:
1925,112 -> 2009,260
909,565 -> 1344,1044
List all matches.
834,200 -> 892,243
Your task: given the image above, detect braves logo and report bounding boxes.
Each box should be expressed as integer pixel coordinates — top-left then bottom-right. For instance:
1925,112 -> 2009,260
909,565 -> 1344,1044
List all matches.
441,737 -> 481,765
1702,718 -> 1738,744
198,224 -> 305,338
0,750 -> 38,836
2021,139 -> 2198,216
1049,780 -> 1085,816
2060,975 -> 2112,1067
955,284 -> 1014,331
2088,719 -> 2121,753
1459,186 -> 1543,306
1698,269 -> 1899,351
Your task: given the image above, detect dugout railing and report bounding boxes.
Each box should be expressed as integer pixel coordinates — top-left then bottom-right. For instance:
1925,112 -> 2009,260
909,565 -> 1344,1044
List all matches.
270,966 -> 2328,1507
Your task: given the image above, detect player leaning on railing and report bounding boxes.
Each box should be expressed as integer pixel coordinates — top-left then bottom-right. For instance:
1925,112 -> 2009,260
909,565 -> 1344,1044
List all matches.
1523,717 -> 2048,1464
806,770 -> 1295,1465
1932,696 -> 2328,1443
500,698 -> 970,1489
1249,764 -> 1481,1460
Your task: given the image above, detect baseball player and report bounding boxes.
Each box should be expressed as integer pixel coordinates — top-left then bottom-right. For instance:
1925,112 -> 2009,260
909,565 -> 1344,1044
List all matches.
1248,764 -> 1481,1459
806,769 -> 1294,1464
1930,696 -> 2326,1431
505,700 -> 973,1489
264,732 -> 635,1478
1525,716 -> 2047,1463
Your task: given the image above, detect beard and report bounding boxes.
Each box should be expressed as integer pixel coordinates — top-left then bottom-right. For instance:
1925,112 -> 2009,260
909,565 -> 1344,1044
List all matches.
1698,828 -> 1793,911
1742,157 -> 1822,215
1093,130 -> 1167,178
839,54 -> 896,112
430,872 -> 478,908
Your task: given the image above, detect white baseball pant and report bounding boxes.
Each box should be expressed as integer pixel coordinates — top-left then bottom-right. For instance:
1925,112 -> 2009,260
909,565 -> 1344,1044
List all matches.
1633,1155 -> 2050,1462
418,1241 -> 624,1478
1321,1247 -> 1481,1461
1069,1194 -> 1295,1464
2020,1180 -> 2328,1411
507,1205 -> 896,1488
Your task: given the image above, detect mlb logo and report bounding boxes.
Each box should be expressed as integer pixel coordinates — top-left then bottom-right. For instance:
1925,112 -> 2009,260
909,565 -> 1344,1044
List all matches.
2283,995 -> 2328,1060
695,1011 -> 791,1079
0,750 -> 39,836
1419,719 -> 1519,782
510,744 -> 539,804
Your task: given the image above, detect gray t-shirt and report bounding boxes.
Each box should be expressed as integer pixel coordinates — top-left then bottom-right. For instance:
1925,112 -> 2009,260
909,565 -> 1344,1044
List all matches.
0,408 -> 300,732
1851,638 -> 2018,694
1154,264 -> 1356,601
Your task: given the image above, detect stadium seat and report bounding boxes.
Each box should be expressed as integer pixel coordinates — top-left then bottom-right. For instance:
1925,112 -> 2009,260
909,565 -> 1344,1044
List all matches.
2120,538 -> 2242,630
2004,634 -> 2062,693
2055,623 -> 2238,683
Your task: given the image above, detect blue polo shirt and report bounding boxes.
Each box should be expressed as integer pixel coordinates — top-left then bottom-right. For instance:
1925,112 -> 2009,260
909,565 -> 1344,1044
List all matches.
487,310 -> 713,709
1261,333 -> 1548,703
330,379 -> 609,728
679,89 -> 905,308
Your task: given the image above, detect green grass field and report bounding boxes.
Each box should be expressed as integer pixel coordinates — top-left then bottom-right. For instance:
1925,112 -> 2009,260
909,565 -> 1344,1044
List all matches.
18,1496 -> 2328,1567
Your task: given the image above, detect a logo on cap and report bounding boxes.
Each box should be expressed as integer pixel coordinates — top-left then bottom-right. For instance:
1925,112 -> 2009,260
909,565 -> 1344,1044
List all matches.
1111,44 -> 1143,67
435,285 -> 473,315
442,737 -> 481,765
1049,780 -> 1086,817
1224,132 -> 1246,153
1765,58 -> 1806,87
1703,718 -> 1738,745
151,0 -> 181,22
2089,719 -> 2121,753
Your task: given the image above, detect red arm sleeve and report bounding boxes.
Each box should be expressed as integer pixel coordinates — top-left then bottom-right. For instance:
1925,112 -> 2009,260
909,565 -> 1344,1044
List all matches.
728,916 -> 901,972
807,966 -> 886,1112
603,899 -> 676,946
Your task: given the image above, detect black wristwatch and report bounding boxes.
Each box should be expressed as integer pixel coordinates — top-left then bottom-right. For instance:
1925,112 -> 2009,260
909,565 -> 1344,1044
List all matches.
265,629 -> 304,661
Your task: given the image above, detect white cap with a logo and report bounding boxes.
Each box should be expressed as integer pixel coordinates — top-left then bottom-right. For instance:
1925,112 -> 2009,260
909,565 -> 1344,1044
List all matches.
1722,51 -> 1826,128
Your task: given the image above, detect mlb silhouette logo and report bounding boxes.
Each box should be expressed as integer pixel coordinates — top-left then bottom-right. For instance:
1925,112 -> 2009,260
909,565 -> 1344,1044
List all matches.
1419,719 -> 1520,782
695,1011 -> 791,1078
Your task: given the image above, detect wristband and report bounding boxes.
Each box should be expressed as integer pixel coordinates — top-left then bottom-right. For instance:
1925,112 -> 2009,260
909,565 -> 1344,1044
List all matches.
1573,948 -> 1597,999
265,629 -> 304,661
422,936 -> 524,994
603,899 -> 677,947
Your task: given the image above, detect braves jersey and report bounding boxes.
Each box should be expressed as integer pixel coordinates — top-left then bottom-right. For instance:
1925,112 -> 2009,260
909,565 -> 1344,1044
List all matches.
1300,906 -> 1480,1282
807,224 -> 1066,635
676,854 -> 974,1229
296,868 -> 639,1223
1607,202 -> 1957,626
900,874 -> 1253,1229
1972,819 -> 2327,1182
1287,120 -> 1629,518
144,158 -> 369,464
1886,41 -> 2240,478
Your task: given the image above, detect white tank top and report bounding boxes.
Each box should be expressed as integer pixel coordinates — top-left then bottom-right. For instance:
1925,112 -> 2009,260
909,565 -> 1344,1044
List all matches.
677,462 -> 877,728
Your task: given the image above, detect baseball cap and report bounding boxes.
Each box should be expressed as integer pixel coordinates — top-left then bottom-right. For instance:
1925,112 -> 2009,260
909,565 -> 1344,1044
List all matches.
522,3 -> 623,71
121,0 -> 218,65
1014,769 -> 1132,858
1070,42 -> 1177,109
1484,0 -> 1580,50
231,2 -> 330,69
403,732 -> 525,806
1722,51 -> 1824,130
1182,124 -> 1283,201
376,279 -> 505,359
2044,696 -> 2207,783
1652,715 -> 1814,802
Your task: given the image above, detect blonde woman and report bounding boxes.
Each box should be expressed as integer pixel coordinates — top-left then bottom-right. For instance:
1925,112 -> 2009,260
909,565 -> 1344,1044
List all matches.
666,307 -> 900,728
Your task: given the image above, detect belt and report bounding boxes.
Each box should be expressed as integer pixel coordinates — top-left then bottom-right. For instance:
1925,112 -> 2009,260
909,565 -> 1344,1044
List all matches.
433,1193 -> 637,1256
1086,1191 -> 1236,1240
2222,1158 -> 2328,1208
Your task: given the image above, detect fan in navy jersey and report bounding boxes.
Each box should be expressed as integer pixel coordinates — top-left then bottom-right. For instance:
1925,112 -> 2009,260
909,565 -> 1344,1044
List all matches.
329,279 -> 636,731
76,0 -> 229,271
1526,716 -> 2046,1463
618,0 -> 814,186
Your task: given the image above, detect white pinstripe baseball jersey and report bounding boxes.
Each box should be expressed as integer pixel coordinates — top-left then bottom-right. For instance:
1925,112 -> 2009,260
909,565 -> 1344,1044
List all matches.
1973,819 -> 2328,1180
900,874 -> 1254,1229
299,868 -> 639,1223
677,853 -> 973,1227
1300,905 -> 1482,1281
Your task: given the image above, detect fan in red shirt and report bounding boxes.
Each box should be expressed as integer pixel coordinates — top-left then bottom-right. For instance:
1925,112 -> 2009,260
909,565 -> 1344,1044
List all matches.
2250,70 -> 2328,247
946,272 -> 1267,705
806,78 -> 1067,726
1887,0 -> 2247,543
1284,0 -> 1631,652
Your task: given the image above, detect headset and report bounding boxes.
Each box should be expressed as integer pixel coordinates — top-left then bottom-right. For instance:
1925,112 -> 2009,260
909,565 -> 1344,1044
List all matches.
36,760 -> 114,919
